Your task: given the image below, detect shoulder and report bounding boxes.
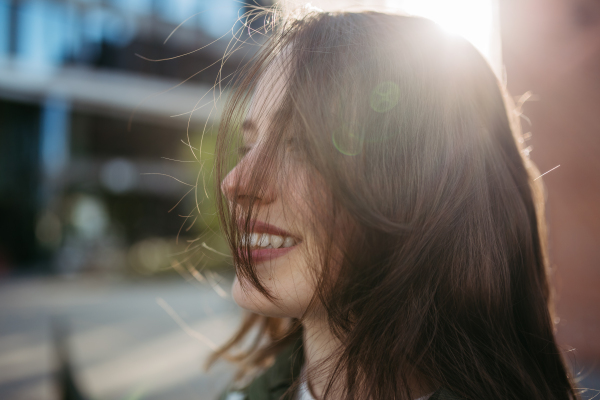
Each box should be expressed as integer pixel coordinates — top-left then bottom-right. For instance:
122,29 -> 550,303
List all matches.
219,337 -> 304,400
219,339 -> 463,400
222,386 -> 463,400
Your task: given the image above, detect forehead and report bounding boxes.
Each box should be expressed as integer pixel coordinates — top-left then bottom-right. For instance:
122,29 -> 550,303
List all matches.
243,51 -> 292,142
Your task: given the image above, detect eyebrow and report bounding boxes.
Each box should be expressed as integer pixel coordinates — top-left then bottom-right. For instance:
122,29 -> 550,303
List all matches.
241,107 -> 288,142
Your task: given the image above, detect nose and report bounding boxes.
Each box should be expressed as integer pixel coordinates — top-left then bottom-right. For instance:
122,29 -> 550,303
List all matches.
221,155 -> 276,209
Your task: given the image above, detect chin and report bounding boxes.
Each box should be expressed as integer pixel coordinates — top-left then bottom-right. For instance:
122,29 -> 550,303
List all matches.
232,276 -> 281,317
231,275 -> 309,319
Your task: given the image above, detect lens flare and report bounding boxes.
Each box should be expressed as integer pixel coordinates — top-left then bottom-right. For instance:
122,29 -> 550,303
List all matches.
370,81 -> 400,113
332,124 -> 364,156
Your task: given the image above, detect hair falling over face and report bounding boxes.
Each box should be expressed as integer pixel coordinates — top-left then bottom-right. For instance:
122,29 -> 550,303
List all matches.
206,8 -> 580,400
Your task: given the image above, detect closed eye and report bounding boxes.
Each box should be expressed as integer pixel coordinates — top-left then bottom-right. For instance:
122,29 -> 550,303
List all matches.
285,137 -> 300,151
237,145 -> 251,159
285,137 -> 305,159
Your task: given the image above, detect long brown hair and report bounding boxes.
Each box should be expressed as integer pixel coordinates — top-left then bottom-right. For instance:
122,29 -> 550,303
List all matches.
208,8 -> 578,400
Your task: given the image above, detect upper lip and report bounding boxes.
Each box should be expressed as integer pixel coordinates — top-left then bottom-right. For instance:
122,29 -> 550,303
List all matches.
237,220 -> 298,239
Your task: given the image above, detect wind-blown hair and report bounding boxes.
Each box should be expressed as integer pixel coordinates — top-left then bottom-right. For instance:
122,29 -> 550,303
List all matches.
209,9 -> 578,400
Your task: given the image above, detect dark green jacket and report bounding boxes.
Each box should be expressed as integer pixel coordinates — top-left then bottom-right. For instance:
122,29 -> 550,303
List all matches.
219,339 -> 461,400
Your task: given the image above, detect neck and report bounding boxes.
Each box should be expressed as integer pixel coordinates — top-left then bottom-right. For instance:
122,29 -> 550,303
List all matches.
301,316 -> 435,400
301,316 -> 343,399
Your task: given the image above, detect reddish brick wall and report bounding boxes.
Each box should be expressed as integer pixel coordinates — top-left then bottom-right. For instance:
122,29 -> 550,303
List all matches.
501,0 -> 600,364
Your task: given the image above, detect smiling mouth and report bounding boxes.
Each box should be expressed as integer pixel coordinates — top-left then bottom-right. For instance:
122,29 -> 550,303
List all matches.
239,233 -> 299,263
237,221 -> 301,262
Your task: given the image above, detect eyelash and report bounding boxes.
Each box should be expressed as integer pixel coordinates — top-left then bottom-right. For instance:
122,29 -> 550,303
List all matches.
238,146 -> 251,159
236,138 -> 299,160
286,138 -> 300,152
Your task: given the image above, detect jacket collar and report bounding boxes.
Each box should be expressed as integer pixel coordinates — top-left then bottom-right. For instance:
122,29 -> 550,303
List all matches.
244,335 -> 458,400
246,335 -> 304,400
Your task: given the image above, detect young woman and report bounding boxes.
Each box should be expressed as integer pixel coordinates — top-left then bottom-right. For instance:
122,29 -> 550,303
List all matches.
207,8 -> 579,400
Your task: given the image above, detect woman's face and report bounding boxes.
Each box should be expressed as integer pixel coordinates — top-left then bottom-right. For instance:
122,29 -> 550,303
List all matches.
221,59 -> 320,319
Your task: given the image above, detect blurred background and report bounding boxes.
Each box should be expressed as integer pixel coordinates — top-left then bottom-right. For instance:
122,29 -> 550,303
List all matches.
0,0 -> 599,399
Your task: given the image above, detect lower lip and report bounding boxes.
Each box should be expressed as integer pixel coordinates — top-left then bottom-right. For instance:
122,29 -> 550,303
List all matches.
242,246 -> 297,263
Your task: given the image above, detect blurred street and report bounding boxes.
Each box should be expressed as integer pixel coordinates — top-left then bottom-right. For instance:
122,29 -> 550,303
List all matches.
0,275 -> 240,400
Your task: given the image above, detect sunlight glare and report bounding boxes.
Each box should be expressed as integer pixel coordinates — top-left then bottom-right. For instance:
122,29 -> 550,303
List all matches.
399,0 -> 495,61
283,0 -> 501,76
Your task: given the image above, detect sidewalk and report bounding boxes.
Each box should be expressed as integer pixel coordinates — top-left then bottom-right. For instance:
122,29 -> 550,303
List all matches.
0,275 -> 241,400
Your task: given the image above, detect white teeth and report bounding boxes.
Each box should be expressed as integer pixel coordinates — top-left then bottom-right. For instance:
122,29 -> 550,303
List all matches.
242,233 -> 297,249
258,234 -> 270,247
270,235 -> 284,249
250,233 -> 259,247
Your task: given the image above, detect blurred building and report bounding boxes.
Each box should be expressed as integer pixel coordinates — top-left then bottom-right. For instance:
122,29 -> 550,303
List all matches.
0,0 -> 270,275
